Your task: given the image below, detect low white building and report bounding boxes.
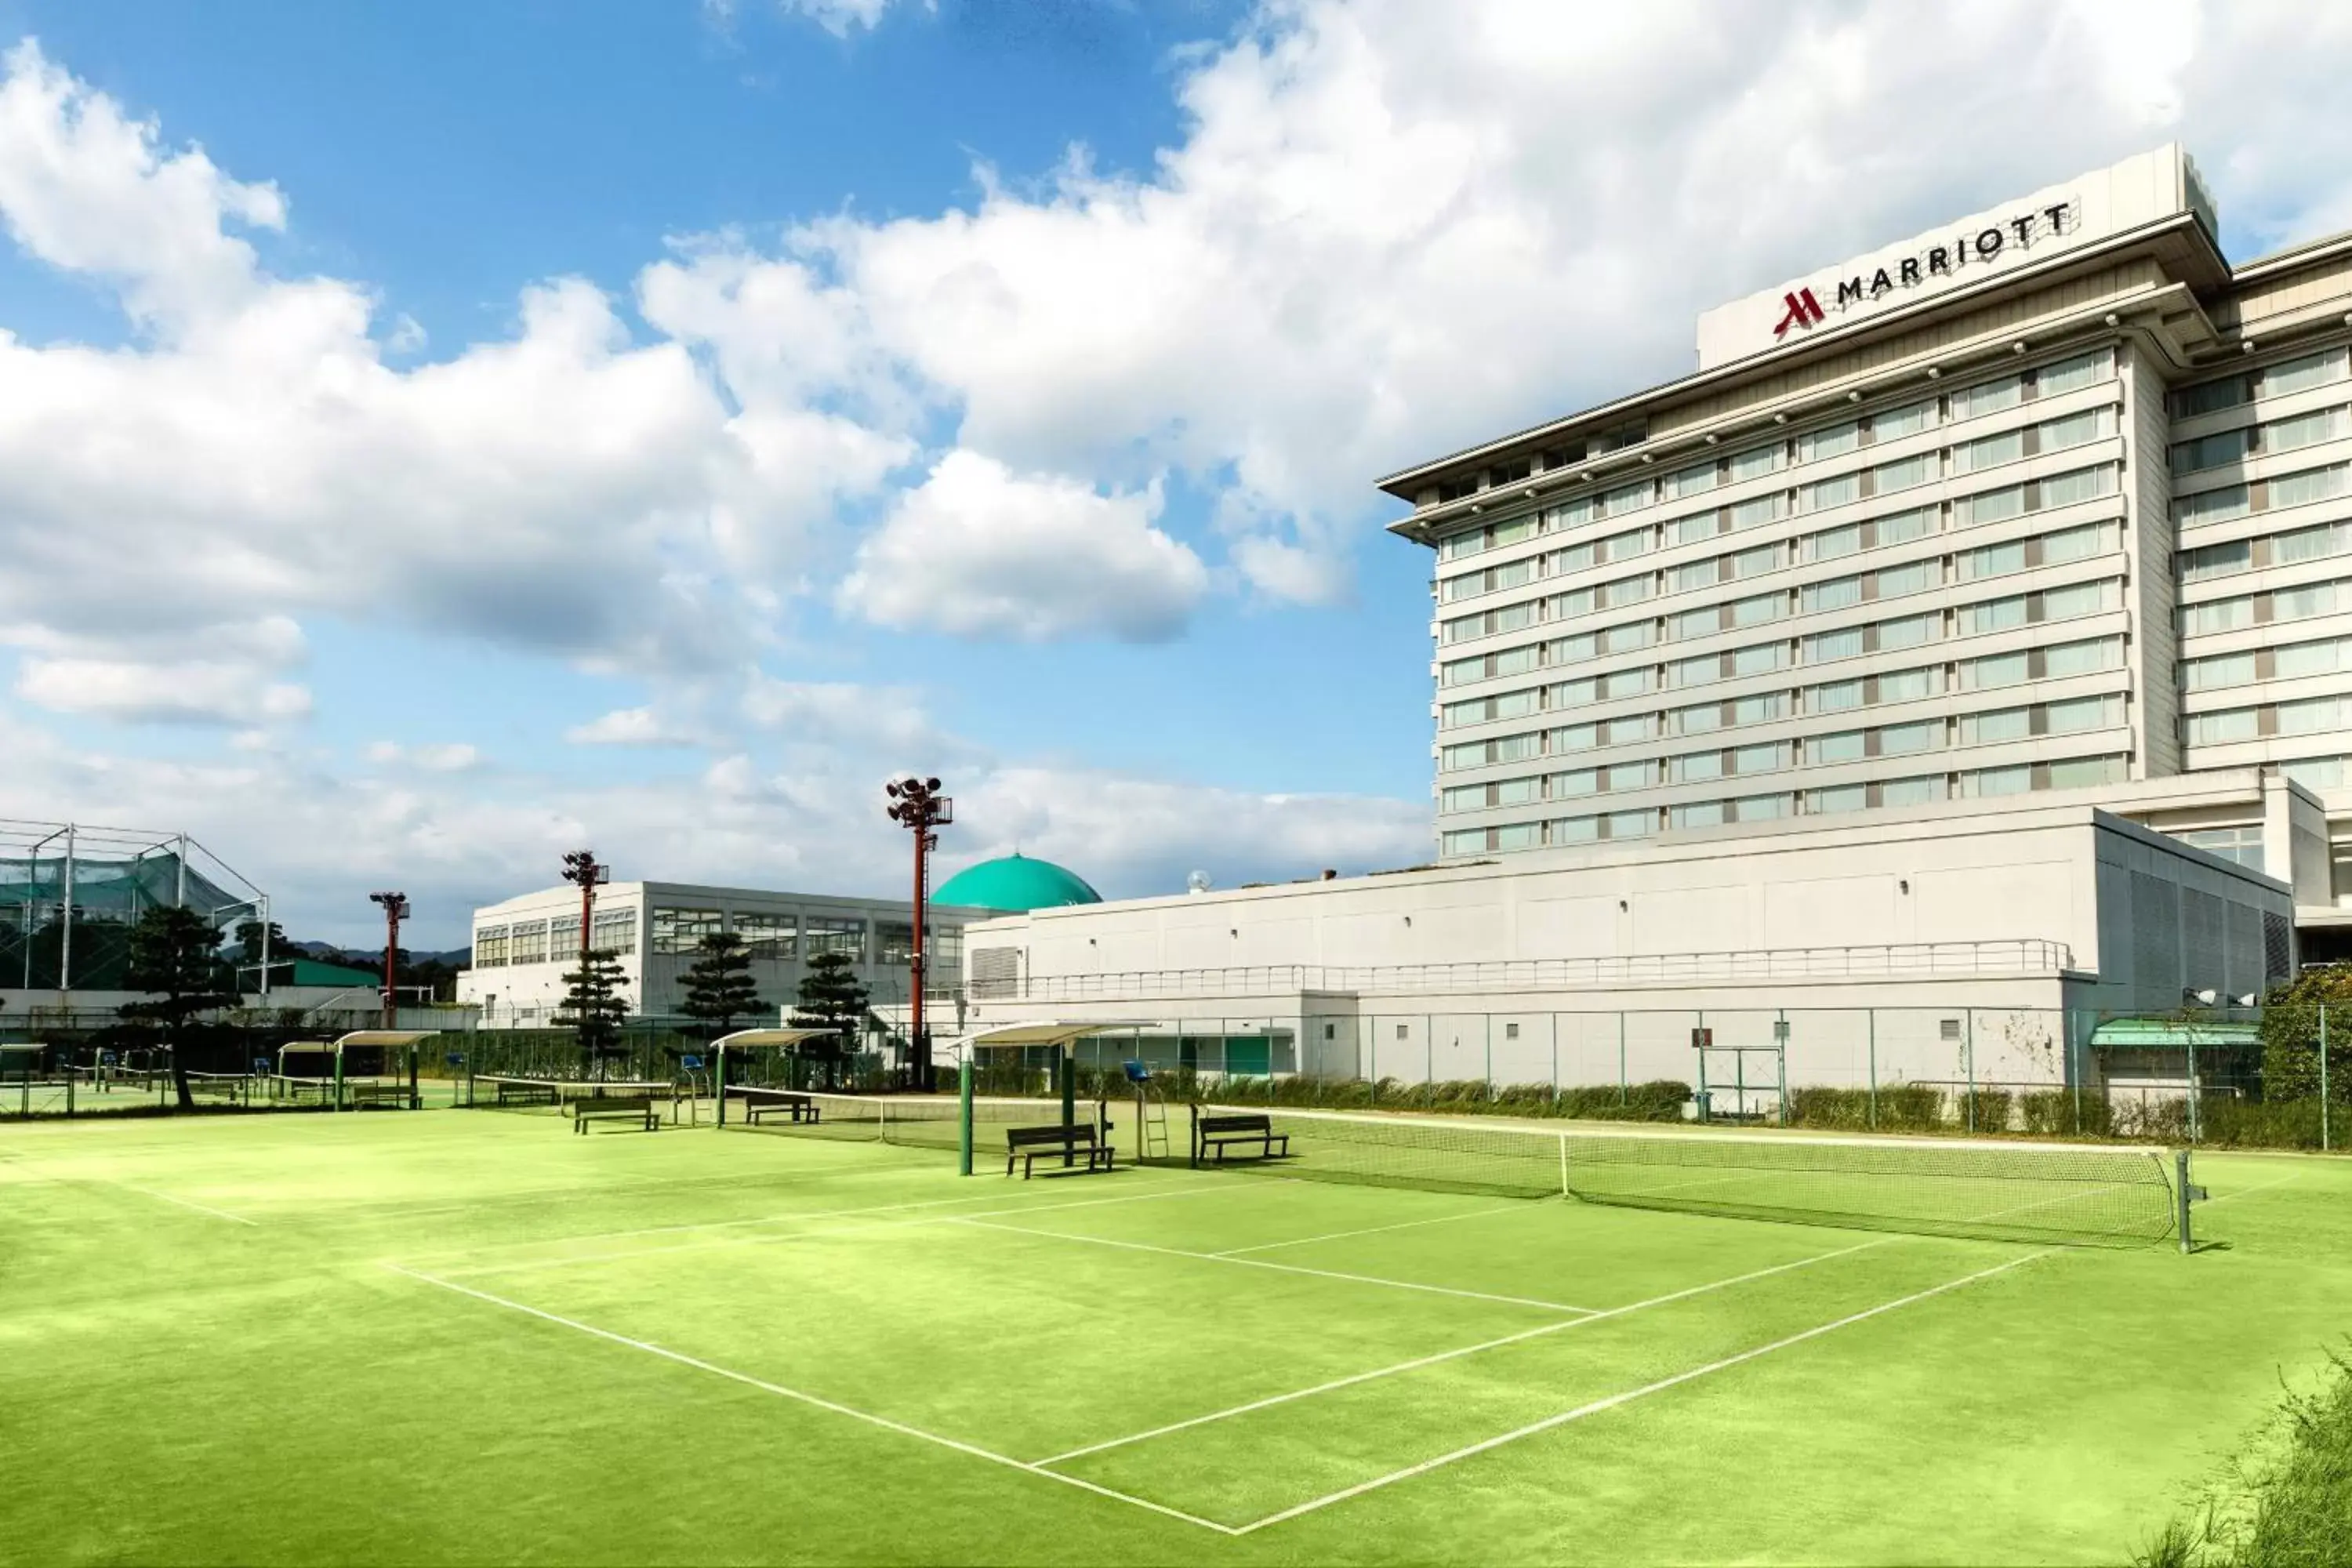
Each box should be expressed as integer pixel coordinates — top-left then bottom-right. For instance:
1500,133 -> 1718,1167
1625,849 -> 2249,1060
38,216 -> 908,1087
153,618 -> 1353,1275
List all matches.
456,880 -> 989,1029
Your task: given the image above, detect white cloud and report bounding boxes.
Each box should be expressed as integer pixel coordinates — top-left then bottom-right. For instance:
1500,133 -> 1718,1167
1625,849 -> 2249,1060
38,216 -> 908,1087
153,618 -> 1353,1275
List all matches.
14,655 -> 310,725
365,741 -> 481,772
839,449 -> 1207,641
564,707 -> 702,747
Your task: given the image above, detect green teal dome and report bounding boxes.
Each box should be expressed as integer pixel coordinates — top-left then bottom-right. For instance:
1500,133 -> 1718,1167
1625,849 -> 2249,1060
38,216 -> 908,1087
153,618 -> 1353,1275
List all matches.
933,852 -> 1102,913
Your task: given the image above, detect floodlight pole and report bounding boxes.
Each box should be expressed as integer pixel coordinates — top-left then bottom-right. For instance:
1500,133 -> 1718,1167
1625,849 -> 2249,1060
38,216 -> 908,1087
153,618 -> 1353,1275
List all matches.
369,891 -> 409,1029
884,778 -> 952,1092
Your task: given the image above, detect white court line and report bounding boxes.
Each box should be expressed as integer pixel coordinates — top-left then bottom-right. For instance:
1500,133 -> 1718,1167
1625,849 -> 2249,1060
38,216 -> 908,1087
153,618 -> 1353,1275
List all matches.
952,1218 -> 1597,1316
111,1183 -> 260,1227
383,1263 -> 1235,1536
437,1182 -> 1246,1279
2208,1172 -> 2299,1204
1033,1235 -> 1889,1466
1226,1248 -> 2053,1535
1213,1203 -> 1527,1256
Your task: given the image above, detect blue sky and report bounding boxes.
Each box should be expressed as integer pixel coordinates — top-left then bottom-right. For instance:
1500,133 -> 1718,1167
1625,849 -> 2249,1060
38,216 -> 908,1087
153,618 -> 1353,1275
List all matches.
0,0 -> 2345,946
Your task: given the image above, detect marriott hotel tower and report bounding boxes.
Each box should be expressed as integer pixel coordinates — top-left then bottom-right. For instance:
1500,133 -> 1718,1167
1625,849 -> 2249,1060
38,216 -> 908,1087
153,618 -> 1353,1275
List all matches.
1388,146 -> 2352,957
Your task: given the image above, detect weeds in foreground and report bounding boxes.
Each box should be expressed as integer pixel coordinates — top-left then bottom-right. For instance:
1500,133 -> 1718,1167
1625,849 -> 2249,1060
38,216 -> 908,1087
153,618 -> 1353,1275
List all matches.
2135,1346 -> 2352,1567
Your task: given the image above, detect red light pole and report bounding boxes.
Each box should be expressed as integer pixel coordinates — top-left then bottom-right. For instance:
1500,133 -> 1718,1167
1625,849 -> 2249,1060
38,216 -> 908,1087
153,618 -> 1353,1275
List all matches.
885,777 -> 950,1091
368,891 -> 409,1029
561,850 -> 608,969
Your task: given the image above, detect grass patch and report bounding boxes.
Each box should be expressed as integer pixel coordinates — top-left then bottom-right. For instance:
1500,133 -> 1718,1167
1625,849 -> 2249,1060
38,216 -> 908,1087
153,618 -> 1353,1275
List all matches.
2137,1346 -> 2352,1567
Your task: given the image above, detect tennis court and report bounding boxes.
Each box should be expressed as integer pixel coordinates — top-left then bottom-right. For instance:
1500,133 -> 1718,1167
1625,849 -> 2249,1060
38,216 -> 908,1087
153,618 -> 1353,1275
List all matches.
2,1098 -> 2347,1564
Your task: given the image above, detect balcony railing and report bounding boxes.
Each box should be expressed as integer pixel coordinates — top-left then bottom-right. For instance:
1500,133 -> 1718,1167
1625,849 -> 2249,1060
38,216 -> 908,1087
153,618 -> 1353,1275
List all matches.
975,938 -> 2076,1003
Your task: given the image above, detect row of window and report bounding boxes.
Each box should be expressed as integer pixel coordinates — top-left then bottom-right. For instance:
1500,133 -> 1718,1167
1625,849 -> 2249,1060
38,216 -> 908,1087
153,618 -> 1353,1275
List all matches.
474,910 -> 637,967
2183,693 -> 2352,748
1440,695 -> 2125,812
1433,350 -> 2114,563
1439,754 -> 2129,855
2174,459 -> 2349,528
2169,346 -> 2349,420
2181,632 -> 2352,691
1439,579 -> 2122,730
1437,462 -> 2119,642
2180,573 -> 2352,637
2178,516 -> 2352,584
1438,637 -> 2125,772
648,907 -> 878,958
2172,404 -> 2349,475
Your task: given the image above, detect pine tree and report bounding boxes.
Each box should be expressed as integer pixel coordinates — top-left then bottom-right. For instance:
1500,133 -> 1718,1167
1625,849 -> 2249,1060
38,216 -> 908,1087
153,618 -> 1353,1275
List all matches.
680,931 -> 763,1041
554,948 -> 633,1078
122,906 -> 236,1111
789,951 -> 871,1091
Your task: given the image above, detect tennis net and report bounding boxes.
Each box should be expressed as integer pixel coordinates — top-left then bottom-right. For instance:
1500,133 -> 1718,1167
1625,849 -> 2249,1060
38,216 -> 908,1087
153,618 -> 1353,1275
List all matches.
1185,1103 -> 2177,1248
730,1090 -> 1100,1154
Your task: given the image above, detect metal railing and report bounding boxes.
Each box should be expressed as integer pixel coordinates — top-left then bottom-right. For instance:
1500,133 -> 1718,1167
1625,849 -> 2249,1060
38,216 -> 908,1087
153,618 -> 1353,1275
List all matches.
979,938 -> 2078,1003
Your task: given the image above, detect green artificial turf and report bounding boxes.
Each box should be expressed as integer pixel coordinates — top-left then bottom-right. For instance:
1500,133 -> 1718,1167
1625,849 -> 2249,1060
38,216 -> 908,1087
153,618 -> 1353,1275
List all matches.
2,1106 -> 2346,1565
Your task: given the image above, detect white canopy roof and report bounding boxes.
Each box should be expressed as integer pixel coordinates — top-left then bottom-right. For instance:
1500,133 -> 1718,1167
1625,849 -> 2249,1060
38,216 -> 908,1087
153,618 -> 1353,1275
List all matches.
963,1019 -> 1152,1049
329,1030 -> 440,1048
711,1027 -> 834,1050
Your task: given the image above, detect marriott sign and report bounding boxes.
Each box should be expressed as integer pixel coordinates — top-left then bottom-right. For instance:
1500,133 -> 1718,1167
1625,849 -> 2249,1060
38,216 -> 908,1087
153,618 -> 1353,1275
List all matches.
1694,146 -> 2214,370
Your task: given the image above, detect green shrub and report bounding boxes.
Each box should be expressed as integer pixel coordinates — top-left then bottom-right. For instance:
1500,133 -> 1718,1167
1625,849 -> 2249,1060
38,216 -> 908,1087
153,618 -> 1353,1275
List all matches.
1875,1082 -> 1945,1131
1958,1087 -> 2014,1134
1788,1086 -> 1874,1131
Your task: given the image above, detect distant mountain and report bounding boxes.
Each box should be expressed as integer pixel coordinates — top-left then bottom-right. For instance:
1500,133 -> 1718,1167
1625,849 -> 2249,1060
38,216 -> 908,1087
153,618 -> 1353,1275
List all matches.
292,940 -> 470,966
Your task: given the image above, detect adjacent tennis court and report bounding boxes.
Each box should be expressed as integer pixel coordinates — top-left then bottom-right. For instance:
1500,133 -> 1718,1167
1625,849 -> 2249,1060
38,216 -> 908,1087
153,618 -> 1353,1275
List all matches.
2,1099 -> 2347,1564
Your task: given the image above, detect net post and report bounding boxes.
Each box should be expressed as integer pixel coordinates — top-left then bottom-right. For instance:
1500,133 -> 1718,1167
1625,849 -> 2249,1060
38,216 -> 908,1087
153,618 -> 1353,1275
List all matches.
1558,1129 -> 1569,1198
2322,1004 -> 2331,1152
715,1043 -> 727,1126
333,1044 -> 345,1112
1963,1010 -> 1975,1134
1550,1013 -> 1559,1105
1059,1045 -> 1076,1168
1867,1008 -> 1878,1131
2176,1149 -> 2194,1254
958,1055 -> 973,1176
408,1044 -> 419,1111
1617,1011 -> 1626,1106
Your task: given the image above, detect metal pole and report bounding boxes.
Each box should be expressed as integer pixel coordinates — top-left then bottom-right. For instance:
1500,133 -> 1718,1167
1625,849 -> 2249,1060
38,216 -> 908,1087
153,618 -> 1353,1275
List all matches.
1618,1011 -> 1627,1105
2323,1004 -> 2332,1153
1483,1016 -> 1491,1102
715,1042 -> 727,1126
1867,1008 -> 1878,1131
1964,1009 -> 1975,1134
60,825 -> 74,1001
259,895 -> 271,1000
2187,1032 -> 2200,1145
959,1055 -> 974,1176
2070,1008 -> 2082,1134
1550,1013 -> 1559,1105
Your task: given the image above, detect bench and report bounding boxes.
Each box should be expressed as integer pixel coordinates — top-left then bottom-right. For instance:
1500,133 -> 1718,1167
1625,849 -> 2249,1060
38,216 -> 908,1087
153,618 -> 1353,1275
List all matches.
572,1093 -> 659,1134
346,1080 -> 412,1111
1005,1123 -> 1115,1178
495,1080 -> 560,1109
1193,1112 -> 1290,1167
739,1091 -> 822,1126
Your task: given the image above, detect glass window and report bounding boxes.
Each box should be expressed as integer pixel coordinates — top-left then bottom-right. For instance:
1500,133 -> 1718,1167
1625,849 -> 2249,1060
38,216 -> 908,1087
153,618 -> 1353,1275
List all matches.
2042,580 -> 2116,621
1878,720 -> 1940,756
1671,800 -> 1726,829
2278,696 -> 2345,736
1728,444 -> 1784,483
2181,651 -> 2256,691
1491,516 -> 1537,548
876,921 -> 917,966
1603,761 -> 1651,792
510,921 -> 549,966
2038,465 -> 2116,509
1811,731 -> 1865,764
549,914 -> 581,954
2045,695 -> 2118,735
590,909 -> 637,956
2274,581 -> 2343,622
1548,497 -> 1593,531
1871,401 -> 1935,441
1667,655 -> 1718,688
1730,592 -> 1784,627
1806,784 -> 1867,815
1440,742 -> 1485,771
2258,347 -> 2347,399
1882,775 -> 1946,808
2275,639 -> 2343,679
1799,421 -> 1860,463
1956,428 -> 2025,474
1730,494 -> 1784,530
1877,613 -> 1936,650
1731,544 -> 1778,579
2176,825 -> 2267,872
1803,627 -> 1864,664
1601,713 -> 1655,745
1673,561 -> 1719,594
2175,485 -> 2249,526
1441,829 -> 1488,856
2039,407 -> 2110,452
1731,742 -> 1785,775
2043,637 -> 2121,677
2264,406 -> 2347,456
1799,473 -> 1860,513
650,907 -> 722,956
1549,543 -> 1595,575
734,912 -> 795,957
1809,679 -> 1863,713
1953,372 -> 2023,419
803,916 -> 866,960
1602,481 -> 1651,516
1672,750 -> 1724,784
1671,606 -> 1720,640
1805,524 -> 1862,562
1665,462 -> 1717,499
1962,651 -> 2031,688
2034,350 -> 2107,397
1871,454 -> 1931,493
474,926 -> 509,967
1958,484 -> 2026,525
1961,707 -> 2031,745
2275,520 -> 2351,566
1550,723 -> 1596,753
1672,702 -> 1723,735
1802,575 -> 1862,614
2172,373 -> 2250,419
1606,809 -> 1654,840
1731,694 -> 1783,724
1550,815 -> 1600,844
1875,508 -> 1935,547
1960,596 -> 2027,636
1962,540 -> 2028,580
1440,784 -> 1487,814
1964,764 -> 2031,798
1492,822 -> 1541,851
1440,532 -> 1486,563
1549,768 -> 1599,798
1733,792 -> 1792,822
2048,756 -> 2124,790
1730,642 -> 1785,677
2173,426 -> 2252,474
1874,561 -> 1933,598
2284,756 -> 2349,789
1877,666 -> 1937,703
2042,523 -> 2108,565
1671,512 -> 1722,547
2183,708 -> 2259,746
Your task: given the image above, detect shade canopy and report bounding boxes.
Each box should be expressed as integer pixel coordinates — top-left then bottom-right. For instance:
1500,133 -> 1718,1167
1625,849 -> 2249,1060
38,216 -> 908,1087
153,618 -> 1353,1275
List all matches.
330,1030 -> 441,1049
963,1019 -> 1150,1050
711,1027 -> 834,1051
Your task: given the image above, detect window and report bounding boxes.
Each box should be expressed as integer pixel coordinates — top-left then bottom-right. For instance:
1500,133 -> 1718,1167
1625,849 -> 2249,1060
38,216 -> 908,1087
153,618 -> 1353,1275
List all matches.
1959,596 -> 2027,636
1877,666 -> 1938,703
2274,580 -> 2345,622
1955,428 -> 2025,474
650,907 -> 721,956
2260,347 -> 2349,399
2176,485 -> 2249,526
2042,580 -> 2116,621
2034,350 -> 2107,397
1962,650 -> 2030,688
2276,520 -> 2352,566
1804,524 -> 1863,563
1876,507 -> 1936,547
1963,764 -> 2031,798
1871,401 -> 1935,441
1961,707 -> 2031,746
1667,655 -> 1718,688
2038,465 -> 2116,509
2284,756 -> 2350,789
1882,775 -> 1945,808
1799,473 -> 1860,513
1671,800 -> 1725,829
1606,809 -> 1654,840
2043,523 -> 2108,565
2269,463 -> 2350,510
2177,826 -> 2267,872
803,916 -> 866,960
734,912 -> 794,957
1548,768 -> 1599,799
1878,720 -> 1940,756
1730,592 -> 1784,627
876,921 -> 919,965
1602,481 -> 1651,516
1734,792 -> 1792,822
1807,784 -> 1867,815
1810,730 -> 1865,764
1664,462 -> 1717,499
1672,750 -> 1724,784
1951,372 -> 2022,419
2039,407 -> 2111,452
1547,497 -> 1593,531
549,915 -> 580,954
1799,422 -> 1860,463
1728,444 -> 1784,483
1802,575 -> 1862,614
1809,679 -> 1863,713
1671,702 -> 1723,735
1731,544 -> 1778,579
2044,637 -> 2122,677
2267,406 -> 2350,456
2172,374 -> 2250,419
1878,613 -> 1936,650
1603,760 -> 1651,792
2181,650 -> 2257,691
1874,561 -> 1934,599
1601,714 -> 1655,746
1551,815 -> 1600,844
1731,694 -> 1783,724
1730,642 -> 1785,677
2045,695 -> 2119,735
1871,454 -> 1931,493
2278,695 -> 2347,735
1673,560 -> 1719,595
1731,742 -> 1786,775
1803,627 -> 1864,664
1962,540 -> 2028,580
2180,539 -> 2252,583
510,920 -> 549,966
1441,829 -> 1487,856
591,909 -> 636,956
474,926 -> 510,967
1957,484 -> 2026,526
1730,494 -> 1784,530
2048,756 -> 2124,790
2276,638 -> 2346,679
1671,512 -> 1722,547
1440,531 -> 1485,563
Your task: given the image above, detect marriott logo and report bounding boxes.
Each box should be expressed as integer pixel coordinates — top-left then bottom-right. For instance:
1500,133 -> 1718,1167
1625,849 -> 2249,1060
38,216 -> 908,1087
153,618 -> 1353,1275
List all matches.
1766,198 -> 2078,343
